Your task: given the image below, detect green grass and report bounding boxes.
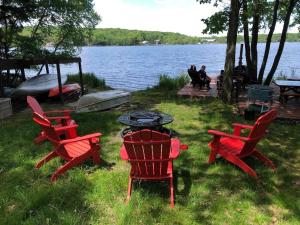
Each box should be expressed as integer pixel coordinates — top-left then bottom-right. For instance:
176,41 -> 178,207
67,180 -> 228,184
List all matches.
67,73 -> 108,89
156,74 -> 190,91
0,87 -> 300,225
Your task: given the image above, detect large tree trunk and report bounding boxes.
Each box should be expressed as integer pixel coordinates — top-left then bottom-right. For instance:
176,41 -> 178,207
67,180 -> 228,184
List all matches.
241,0 -> 253,76
222,0 -> 240,103
258,0 -> 280,83
264,0 -> 297,85
250,0 -> 260,81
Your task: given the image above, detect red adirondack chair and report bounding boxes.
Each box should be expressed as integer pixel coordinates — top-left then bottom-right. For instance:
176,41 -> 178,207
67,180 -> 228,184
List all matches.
33,112 -> 102,182
207,109 -> 277,178
120,129 -> 188,208
27,96 -> 77,143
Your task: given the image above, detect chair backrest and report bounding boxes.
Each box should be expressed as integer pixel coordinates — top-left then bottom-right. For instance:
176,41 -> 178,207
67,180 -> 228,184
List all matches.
32,112 -> 60,144
123,129 -> 171,178
27,96 -> 44,115
247,86 -> 273,102
187,69 -> 200,82
240,109 -> 277,157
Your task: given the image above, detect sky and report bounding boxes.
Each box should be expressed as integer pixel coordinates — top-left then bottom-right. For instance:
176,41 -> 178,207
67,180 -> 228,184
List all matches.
93,0 -> 219,37
93,0 -> 298,37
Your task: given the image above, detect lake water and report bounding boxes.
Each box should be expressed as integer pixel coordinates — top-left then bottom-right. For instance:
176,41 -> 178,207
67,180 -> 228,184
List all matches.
54,42 -> 300,91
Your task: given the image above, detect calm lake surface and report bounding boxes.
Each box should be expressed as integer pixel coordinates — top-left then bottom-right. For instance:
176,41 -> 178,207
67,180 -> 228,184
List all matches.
56,42 -> 300,91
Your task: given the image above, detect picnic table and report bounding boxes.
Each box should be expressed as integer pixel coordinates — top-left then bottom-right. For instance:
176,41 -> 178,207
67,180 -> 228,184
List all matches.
274,80 -> 300,103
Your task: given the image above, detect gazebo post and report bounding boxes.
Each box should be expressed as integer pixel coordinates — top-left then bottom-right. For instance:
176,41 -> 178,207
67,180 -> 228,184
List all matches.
78,61 -> 84,95
21,68 -> 26,81
56,62 -> 64,103
46,63 -> 49,74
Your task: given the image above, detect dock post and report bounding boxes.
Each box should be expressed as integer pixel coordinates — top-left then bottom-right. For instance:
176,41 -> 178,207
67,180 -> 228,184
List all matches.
56,62 -> 64,104
78,60 -> 84,95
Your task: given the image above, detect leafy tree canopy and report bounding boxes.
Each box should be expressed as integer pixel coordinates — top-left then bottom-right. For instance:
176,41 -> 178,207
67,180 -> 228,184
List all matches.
197,0 -> 300,35
0,0 -> 100,59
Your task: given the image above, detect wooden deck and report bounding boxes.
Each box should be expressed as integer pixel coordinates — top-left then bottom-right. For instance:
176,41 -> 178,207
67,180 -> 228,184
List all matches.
177,80 -> 300,120
177,79 -> 218,99
237,83 -> 300,120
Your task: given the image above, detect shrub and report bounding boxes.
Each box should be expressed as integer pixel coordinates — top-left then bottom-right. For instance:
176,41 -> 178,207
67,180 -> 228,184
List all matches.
156,73 -> 189,90
67,73 -> 106,88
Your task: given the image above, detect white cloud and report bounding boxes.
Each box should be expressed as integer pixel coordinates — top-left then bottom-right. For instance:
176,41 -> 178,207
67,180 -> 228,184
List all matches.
94,0 -> 218,37
93,0 -> 298,37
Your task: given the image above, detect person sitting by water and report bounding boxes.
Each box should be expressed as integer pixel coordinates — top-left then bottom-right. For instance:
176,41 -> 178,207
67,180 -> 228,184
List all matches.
187,65 -> 202,88
198,65 -> 211,89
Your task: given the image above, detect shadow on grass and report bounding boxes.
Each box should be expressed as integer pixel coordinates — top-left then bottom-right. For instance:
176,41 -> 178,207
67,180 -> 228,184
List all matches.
0,108 -> 124,225
1,87 -> 299,224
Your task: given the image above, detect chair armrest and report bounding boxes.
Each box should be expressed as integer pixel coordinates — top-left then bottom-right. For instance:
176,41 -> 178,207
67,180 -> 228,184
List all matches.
208,130 -> 250,142
232,123 -> 253,130
120,144 -> 128,160
54,124 -> 78,132
60,133 -> 102,145
170,139 -> 188,159
232,123 -> 254,136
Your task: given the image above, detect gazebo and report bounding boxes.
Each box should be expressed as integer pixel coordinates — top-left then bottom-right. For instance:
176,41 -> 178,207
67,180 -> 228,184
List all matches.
0,57 -> 85,102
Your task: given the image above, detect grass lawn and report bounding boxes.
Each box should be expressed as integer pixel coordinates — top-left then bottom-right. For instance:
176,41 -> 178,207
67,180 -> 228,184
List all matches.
0,87 -> 299,225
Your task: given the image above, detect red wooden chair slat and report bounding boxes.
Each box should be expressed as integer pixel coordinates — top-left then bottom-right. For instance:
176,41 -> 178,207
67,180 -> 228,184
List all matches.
27,96 -> 78,143
141,130 -> 154,176
33,112 -> 102,182
207,109 -> 277,178
120,129 -> 188,208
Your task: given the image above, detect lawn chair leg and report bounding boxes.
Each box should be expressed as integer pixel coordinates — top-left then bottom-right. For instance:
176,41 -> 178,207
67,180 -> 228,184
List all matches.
252,150 -> 276,170
92,148 -> 101,164
208,145 -> 218,164
65,127 -> 77,139
51,158 -> 81,182
170,177 -> 174,208
220,150 -> 258,178
126,177 -> 133,203
36,150 -> 58,169
34,131 -> 47,144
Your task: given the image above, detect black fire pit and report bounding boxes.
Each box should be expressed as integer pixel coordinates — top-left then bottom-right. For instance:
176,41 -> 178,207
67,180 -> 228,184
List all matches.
118,111 -> 174,137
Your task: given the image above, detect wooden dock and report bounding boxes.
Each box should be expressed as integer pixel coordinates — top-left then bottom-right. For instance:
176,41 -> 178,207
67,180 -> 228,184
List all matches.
177,80 -> 300,120
177,79 -> 218,99
237,83 -> 300,120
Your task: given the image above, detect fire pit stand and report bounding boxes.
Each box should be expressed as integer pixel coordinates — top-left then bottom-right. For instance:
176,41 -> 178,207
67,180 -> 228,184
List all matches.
118,111 -> 174,137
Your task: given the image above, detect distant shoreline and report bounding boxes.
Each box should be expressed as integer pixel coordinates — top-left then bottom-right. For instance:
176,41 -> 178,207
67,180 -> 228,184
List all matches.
34,28 -> 299,46
78,41 -> 300,48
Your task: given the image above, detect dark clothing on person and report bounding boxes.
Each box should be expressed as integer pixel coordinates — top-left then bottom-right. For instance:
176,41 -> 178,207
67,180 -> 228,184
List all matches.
188,65 -> 202,88
198,69 -> 211,89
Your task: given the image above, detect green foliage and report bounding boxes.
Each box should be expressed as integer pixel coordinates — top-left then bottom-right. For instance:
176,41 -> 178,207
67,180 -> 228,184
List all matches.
201,9 -> 230,34
0,87 -> 300,224
156,74 -> 190,91
67,73 -> 106,89
0,0 -> 100,59
276,71 -> 288,80
20,27 -> 300,46
89,28 -> 201,46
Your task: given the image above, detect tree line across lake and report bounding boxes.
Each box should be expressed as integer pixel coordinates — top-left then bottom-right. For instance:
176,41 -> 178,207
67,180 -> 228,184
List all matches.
23,28 -> 300,46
